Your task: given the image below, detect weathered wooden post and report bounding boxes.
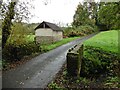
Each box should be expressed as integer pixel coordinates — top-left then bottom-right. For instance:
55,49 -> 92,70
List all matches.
67,43 -> 83,77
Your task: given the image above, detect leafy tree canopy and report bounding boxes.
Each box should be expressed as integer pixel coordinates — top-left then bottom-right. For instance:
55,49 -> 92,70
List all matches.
98,2 -> 120,30
1,0 -> 34,48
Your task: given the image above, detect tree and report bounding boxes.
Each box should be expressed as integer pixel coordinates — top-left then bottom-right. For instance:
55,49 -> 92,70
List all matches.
97,2 -> 120,30
8,22 -> 30,45
0,1 -> 8,19
72,0 -> 99,28
72,3 -> 90,27
1,0 -> 34,49
14,0 -> 34,22
0,0 -> 2,8
2,1 -> 16,49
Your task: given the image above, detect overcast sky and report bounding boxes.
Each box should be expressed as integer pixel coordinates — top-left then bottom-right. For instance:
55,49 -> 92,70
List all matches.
29,0 -> 84,25
6,0 -> 117,26
3,0 -> 119,25
29,0 -> 120,25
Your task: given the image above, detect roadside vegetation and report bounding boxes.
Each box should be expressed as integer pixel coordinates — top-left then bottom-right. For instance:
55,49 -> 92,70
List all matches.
41,37 -> 79,52
81,30 -> 119,87
2,22 -> 80,70
84,30 -> 118,53
47,30 -> 120,89
63,25 -> 98,38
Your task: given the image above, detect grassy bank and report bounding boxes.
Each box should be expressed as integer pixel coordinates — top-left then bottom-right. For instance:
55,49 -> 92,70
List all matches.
48,30 -> 120,89
41,37 -> 80,51
81,30 -> 119,87
84,30 -> 118,53
81,30 -> 120,88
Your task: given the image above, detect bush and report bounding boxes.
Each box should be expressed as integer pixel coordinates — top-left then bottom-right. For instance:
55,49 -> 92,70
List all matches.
81,46 -> 119,77
68,31 -> 79,37
63,27 -> 75,37
48,81 -> 61,89
63,25 -> 98,37
77,25 -> 98,35
2,42 -> 41,61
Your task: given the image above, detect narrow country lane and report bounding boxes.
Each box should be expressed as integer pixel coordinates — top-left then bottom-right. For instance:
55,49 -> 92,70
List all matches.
2,33 -> 98,88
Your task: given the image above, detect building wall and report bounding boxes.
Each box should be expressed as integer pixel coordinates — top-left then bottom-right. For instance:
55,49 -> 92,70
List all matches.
35,36 -> 54,44
35,28 -> 53,36
35,28 -> 63,44
53,31 -> 63,41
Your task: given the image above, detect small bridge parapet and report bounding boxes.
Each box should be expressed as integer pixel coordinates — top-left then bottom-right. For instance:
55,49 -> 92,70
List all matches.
67,43 -> 83,77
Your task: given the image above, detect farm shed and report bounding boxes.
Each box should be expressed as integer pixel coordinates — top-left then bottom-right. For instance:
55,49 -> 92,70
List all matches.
35,21 -> 63,44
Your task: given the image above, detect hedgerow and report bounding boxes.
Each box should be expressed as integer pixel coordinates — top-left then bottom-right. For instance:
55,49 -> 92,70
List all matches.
81,46 -> 119,77
63,25 -> 98,37
2,42 -> 41,62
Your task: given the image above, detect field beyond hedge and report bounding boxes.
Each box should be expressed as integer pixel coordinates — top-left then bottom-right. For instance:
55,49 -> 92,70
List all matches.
84,30 -> 118,53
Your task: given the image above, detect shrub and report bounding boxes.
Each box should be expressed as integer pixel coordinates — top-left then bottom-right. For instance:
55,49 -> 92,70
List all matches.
2,42 -> 41,62
68,31 -> 79,37
48,81 -> 61,89
77,25 -> 97,35
63,27 -> 76,37
63,25 -> 98,37
81,46 -> 119,77
104,76 -> 120,88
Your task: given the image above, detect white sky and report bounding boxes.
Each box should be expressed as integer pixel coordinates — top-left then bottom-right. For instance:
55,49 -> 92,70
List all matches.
29,0 -> 84,25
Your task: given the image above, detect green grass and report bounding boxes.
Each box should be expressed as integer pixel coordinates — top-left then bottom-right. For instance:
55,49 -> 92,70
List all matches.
25,35 -> 35,42
41,37 -> 80,51
7,34 -> 35,44
84,30 -> 118,53
7,34 -> 79,52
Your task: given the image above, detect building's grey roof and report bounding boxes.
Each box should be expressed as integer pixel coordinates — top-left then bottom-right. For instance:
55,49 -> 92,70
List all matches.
35,21 -> 63,31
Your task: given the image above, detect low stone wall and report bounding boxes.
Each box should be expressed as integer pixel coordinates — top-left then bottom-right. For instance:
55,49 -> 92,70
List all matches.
67,43 -> 83,77
53,36 -> 63,42
35,36 -> 54,44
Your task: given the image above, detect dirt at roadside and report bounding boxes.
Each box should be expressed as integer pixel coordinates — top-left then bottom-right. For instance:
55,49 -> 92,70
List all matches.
47,63 -> 120,89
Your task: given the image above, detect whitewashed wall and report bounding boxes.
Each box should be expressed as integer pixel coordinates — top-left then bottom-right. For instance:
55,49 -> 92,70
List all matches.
53,31 -> 63,41
35,28 -> 53,36
35,28 -> 63,43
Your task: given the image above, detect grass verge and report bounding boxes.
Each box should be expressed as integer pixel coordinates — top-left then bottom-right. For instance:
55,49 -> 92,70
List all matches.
41,37 -> 80,51
84,30 -> 118,53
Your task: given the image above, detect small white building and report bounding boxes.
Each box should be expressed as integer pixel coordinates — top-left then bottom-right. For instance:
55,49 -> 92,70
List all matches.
35,21 -> 63,44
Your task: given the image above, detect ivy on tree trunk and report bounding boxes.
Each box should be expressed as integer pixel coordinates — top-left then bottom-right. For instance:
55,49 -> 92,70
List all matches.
2,2 -> 16,49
